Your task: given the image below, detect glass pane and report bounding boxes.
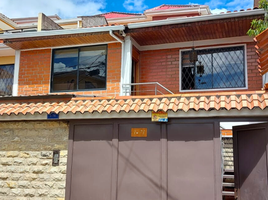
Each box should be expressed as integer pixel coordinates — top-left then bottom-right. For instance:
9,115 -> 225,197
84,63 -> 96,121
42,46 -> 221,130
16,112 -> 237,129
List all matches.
181,46 -> 245,90
78,46 -> 106,89
52,48 -> 78,91
0,64 -> 14,96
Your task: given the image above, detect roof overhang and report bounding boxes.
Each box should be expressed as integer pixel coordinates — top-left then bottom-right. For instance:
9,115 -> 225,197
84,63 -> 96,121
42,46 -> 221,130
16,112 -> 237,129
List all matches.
126,9 -> 265,46
0,25 -> 125,50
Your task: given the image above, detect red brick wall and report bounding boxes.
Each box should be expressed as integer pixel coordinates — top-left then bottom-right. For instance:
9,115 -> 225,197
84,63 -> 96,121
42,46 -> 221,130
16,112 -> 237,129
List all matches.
18,43 -> 121,96
139,42 -> 262,95
19,49 -> 51,95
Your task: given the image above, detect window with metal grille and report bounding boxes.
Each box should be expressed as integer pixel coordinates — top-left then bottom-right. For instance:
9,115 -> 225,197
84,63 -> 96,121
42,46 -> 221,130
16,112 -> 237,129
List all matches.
181,46 -> 246,91
51,45 -> 107,92
0,64 -> 14,96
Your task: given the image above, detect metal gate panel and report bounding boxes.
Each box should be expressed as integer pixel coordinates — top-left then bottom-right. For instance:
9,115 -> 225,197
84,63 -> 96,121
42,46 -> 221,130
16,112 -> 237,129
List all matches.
233,123 -> 268,200
117,123 -> 161,200
70,124 -> 113,200
167,123 -> 215,200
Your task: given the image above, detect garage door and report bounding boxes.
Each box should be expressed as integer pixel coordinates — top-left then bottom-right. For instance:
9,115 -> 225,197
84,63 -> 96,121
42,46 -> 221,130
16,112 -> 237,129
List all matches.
66,120 -> 221,200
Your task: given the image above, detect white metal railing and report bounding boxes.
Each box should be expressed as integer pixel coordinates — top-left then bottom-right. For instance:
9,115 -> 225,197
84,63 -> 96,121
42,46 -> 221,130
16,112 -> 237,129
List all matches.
122,82 -> 174,96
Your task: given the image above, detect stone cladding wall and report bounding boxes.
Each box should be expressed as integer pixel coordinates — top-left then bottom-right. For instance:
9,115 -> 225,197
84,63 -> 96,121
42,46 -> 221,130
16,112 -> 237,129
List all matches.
0,121 -> 69,200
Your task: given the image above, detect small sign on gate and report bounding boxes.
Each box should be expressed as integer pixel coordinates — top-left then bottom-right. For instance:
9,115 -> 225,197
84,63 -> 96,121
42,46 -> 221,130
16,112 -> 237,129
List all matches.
131,128 -> 147,137
151,111 -> 168,122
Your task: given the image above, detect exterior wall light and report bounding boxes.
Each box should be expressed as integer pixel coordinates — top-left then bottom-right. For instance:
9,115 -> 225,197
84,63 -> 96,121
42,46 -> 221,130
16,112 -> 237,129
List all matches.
52,150 -> 60,166
189,48 -> 198,63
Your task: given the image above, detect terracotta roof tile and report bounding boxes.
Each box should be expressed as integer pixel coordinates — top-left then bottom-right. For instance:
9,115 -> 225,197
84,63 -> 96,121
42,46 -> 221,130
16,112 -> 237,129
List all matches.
1,92 -> 268,116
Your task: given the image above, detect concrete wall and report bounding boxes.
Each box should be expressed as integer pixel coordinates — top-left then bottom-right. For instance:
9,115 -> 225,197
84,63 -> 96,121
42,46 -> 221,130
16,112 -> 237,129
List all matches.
0,121 -> 68,200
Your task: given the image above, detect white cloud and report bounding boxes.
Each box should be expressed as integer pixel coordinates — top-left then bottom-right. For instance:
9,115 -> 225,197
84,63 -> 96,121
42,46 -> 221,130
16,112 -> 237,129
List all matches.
54,62 -> 76,72
226,0 -> 253,10
205,0 -> 224,9
123,0 -> 147,12
211,8 -> 228,14
0,0 -> 105,19
206,0 -> 254,13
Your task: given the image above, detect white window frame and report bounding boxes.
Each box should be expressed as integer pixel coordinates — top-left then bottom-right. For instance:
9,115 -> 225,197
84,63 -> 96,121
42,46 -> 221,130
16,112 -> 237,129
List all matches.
179,44 -> 248,92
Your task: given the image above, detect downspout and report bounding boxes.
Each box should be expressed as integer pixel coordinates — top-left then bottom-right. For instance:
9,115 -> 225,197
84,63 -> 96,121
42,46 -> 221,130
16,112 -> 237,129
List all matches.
109,30 -> 125,96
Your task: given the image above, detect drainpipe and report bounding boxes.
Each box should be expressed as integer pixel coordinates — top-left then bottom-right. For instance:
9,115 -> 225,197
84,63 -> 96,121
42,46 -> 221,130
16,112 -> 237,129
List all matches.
109,30 -> 125,96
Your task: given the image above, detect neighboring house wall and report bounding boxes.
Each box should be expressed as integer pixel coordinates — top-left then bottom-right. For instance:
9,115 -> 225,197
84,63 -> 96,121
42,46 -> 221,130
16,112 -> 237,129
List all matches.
222,137 -> 234,170
0,56 -> 15,65
18,43 -> 121,96
0,121 -> 68,199
139,42 -> 262,94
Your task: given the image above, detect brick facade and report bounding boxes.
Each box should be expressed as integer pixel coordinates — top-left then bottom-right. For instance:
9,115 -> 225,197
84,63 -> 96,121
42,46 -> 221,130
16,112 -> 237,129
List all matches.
18,43 -> 122,96
139,42 -> 262,95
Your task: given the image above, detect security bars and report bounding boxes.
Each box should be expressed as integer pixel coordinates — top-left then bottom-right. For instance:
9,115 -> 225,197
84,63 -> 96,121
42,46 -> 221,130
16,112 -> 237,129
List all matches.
181,46 -> 245,91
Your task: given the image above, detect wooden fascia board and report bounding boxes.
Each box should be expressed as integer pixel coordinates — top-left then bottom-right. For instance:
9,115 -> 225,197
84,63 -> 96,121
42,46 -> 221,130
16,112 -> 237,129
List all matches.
3,31 -> 114,43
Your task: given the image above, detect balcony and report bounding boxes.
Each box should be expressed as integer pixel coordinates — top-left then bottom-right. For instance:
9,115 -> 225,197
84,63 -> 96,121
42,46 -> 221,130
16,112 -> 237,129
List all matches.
122,82 -> 174,96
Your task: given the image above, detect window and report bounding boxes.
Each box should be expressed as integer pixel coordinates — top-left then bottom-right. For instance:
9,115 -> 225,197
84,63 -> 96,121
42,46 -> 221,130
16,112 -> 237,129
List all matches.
0,64 -> 14,96
181,46 -> 246,91
51,45 -> 107,92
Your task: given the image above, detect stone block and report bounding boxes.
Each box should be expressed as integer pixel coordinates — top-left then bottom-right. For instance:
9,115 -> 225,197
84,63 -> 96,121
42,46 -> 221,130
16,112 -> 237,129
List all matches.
18,166 -> 30,173
13,158 -> 24,166
6,152 -> 20,158
27,158 -> 39,165
10,174 -> 21,181
0,166 -> 6,172
5,181 -> 17,188
10,188 -> 23,197
59,158 -> 67,166
0,152 -> 6,157
32,167 -> 45,174
43,182 -> 55,188
17,181 -> 30,189
31,182 -> 42,189
0,158 -> 13,166
39,159 -> 51,166
60,151 -> 68,158
0,188 -> 10,195
24,189 -> 36,197
36,189 -> 49,197
49,189 -> 64,198
0,173 -> 10,180
40,151 -> 52,159
19,152 -> 30,158
51,174 -> 65,182
54,182 -> 65,189
48,167 -> 59,174
23,174 -> 38,181
59,166 -> 67,174
38,174 -> 51,182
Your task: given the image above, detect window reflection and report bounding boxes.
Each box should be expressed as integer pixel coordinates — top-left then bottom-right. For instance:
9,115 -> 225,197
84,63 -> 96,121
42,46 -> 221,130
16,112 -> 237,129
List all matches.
181,46 -> 245,90
51,45 -> 107,92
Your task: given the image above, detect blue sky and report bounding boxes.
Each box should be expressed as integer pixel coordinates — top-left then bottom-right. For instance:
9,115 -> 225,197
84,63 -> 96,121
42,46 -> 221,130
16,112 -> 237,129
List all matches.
0,0 -> 254,19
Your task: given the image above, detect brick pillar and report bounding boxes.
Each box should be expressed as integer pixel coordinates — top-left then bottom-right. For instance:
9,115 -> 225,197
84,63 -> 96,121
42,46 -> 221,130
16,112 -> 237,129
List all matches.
254,0 -> 260,8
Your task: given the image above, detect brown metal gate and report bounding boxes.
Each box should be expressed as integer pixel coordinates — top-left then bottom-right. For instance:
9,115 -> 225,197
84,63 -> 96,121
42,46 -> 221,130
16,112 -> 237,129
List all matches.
66,119 -> 221,200
233,123 -> 268,200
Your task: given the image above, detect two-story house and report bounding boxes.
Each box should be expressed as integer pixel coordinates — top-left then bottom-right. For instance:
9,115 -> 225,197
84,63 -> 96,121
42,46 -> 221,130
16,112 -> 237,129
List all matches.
0,3 -> 268,200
